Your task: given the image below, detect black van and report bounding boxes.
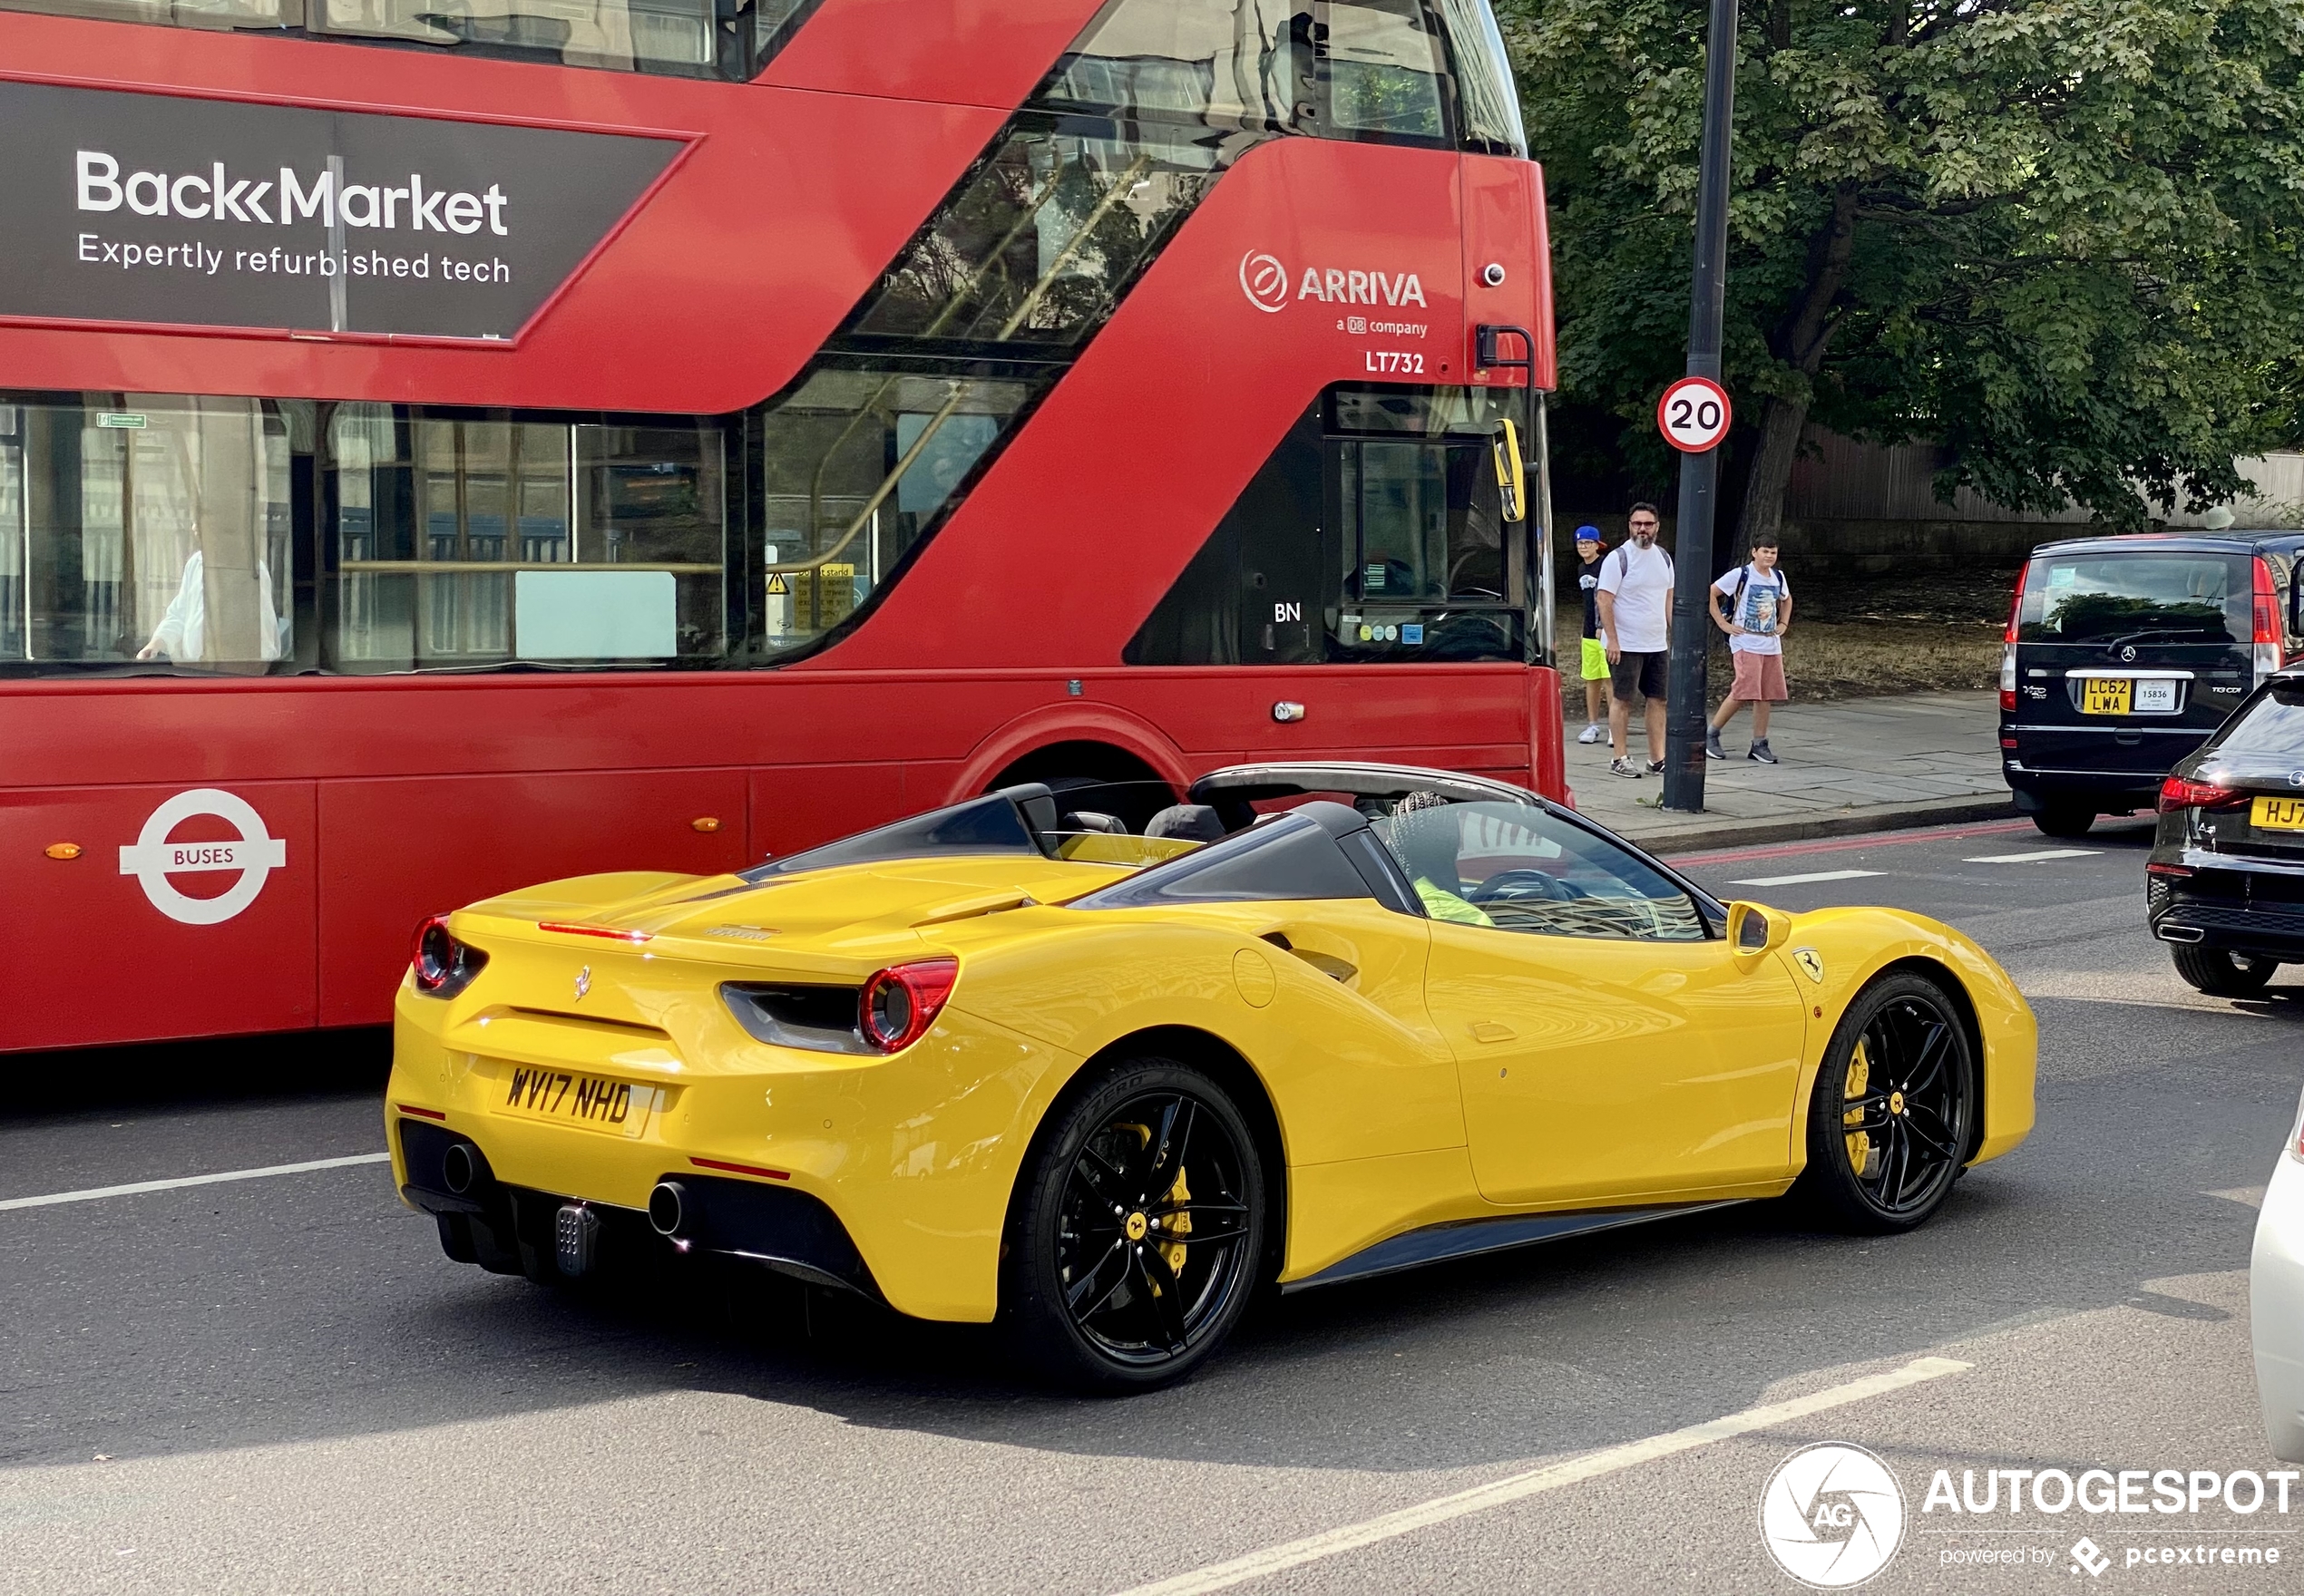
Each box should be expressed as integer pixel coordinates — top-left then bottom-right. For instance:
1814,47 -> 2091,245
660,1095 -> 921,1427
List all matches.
1999,531 -> 2304,836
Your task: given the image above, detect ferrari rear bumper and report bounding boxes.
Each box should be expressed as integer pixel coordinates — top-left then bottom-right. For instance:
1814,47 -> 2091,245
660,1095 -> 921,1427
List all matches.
385,980 -> 1083,1322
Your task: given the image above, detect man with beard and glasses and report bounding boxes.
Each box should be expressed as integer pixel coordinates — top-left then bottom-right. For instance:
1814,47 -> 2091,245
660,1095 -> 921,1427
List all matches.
1595,501 -> 1674,778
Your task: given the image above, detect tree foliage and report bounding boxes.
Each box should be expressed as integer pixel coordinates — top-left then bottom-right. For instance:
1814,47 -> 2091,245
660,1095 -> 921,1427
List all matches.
1498,0 -> 2304,534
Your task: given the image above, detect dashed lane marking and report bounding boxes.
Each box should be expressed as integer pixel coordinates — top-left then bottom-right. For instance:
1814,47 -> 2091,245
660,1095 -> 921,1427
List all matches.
0,1153 -> 391,1212
1961,849 -> 2101,864
1105,1356 -> 1974,1596
1727,868 -> 1887,888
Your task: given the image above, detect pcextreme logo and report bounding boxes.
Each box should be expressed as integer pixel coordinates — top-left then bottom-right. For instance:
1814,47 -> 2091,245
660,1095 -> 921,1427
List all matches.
1237,248 -> 1429,314
1761,1443 -> 1907,1588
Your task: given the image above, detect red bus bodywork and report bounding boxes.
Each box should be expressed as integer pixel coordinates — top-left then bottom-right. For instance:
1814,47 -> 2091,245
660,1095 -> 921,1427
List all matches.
0,0 -> 1560,1052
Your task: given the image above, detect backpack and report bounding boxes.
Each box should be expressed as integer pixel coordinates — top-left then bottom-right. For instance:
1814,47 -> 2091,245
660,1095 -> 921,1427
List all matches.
1607,544 -> 1673,589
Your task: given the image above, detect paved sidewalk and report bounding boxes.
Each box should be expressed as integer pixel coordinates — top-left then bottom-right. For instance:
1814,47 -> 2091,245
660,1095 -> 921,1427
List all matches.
1564,690 -> 2008,853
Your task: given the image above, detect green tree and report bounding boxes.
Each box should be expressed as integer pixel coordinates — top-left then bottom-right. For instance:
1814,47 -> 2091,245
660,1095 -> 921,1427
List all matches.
1499,0 -> 2304,537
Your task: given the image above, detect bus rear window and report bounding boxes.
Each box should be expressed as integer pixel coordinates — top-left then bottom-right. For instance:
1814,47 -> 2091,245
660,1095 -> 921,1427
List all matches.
2016,552 -> 2252,645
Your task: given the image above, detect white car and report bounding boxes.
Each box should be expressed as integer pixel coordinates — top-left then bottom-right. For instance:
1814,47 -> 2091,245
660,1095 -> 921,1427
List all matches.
2253,1091 -> 2304,1461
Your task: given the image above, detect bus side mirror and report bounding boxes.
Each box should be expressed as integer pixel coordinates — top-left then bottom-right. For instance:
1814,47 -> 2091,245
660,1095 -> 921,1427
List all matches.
1493,418 -> 1526,524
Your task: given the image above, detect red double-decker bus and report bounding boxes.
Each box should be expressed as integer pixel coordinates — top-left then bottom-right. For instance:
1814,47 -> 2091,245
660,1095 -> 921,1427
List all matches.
0,0 -> 1560,1053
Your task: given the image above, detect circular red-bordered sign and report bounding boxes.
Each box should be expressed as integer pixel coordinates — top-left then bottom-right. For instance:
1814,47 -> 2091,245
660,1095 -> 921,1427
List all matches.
1656,375 -> 1733,453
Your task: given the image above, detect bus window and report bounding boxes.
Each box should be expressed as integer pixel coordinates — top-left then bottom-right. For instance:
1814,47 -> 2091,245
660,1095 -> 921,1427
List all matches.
1043,0 -> 1306,134
754,365 -> 1047,656
327,407 -> 727,669
0,0 -> 824,81
1126,386 -> 1528,667
1429,0 -> 1527,156
1318,0 -> 1449,143
0,396 -> 292,672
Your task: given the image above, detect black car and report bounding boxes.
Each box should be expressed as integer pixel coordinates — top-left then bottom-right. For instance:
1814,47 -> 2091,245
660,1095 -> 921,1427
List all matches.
2000,530 -> 2303,836
2147,665 -> 2304,995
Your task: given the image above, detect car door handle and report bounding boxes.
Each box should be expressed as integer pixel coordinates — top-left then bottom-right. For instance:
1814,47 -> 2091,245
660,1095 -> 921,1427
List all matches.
1469,1021 -> 1518,1043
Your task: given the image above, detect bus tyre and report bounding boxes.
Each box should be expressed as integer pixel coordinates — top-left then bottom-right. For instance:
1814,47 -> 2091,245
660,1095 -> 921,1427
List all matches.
2171,945 -> 2278,998
1003,1059 -> 1265,1393
2032,804 -> 2095,839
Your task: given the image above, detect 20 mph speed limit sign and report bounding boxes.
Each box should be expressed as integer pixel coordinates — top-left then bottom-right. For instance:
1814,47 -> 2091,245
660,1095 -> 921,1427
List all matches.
1656,375 -> 1733,453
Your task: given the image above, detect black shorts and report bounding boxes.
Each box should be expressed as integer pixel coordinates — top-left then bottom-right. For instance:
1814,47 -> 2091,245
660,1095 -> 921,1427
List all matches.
1609,648 -> 1668,702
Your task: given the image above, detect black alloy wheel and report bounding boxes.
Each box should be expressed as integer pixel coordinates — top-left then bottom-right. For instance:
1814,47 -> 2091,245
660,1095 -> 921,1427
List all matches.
2171,945 -> 2280,998
1005,1061 -> 1265,1391
1797,972 -> 1976,1233
2032,804 -> 2096,839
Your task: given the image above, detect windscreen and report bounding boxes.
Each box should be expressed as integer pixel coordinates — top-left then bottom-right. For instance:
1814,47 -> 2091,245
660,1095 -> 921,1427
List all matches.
2215,680 -> 2304,758
743,793 -> 1039,879
2017,552 -> 2252,645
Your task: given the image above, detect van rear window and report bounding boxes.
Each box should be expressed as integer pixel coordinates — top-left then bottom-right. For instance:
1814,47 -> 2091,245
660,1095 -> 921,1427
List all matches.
2018,552 -> 2251,645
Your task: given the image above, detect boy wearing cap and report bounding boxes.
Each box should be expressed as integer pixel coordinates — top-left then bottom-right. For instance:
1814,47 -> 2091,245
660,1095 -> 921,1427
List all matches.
1573,527 -> 1607,743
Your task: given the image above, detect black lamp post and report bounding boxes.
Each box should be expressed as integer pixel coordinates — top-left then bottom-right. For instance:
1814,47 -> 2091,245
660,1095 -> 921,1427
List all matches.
1660,0 -> 1740,813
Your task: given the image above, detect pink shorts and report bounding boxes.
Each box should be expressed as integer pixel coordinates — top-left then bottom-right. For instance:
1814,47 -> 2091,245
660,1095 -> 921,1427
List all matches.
1730,650 -> 1788,702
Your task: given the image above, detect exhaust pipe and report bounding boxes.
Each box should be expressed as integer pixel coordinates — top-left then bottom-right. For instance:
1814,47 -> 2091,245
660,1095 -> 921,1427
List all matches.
2155,923 -> 2206,944
441,1141 -> 484,1195
648,1180 -> 691,1239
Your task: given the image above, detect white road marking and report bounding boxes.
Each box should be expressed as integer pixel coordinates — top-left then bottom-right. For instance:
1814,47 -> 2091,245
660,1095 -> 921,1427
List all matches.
1727,868 -> 1886,887
2207,1186 -> 2269,1211
0,1153 -> 391,1212
1106,1356 -> 1972,1596
1961,849 -> 2100,864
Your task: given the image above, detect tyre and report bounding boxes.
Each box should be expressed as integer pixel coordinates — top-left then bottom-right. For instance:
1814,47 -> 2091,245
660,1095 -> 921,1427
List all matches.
1795,972 -> 1977,1234
1003,1059 -> 1266,1392
2171,945 -> 2278,998
2032,804 -> 2095,839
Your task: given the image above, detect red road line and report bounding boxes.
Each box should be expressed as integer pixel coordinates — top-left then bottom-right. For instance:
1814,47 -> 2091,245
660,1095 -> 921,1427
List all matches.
1670,818 -> 2035,869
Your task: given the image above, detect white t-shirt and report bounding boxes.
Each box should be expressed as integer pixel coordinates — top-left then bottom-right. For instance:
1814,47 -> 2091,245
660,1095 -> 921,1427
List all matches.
1713,563 -> 1791,656
1596,541 -> 1674,654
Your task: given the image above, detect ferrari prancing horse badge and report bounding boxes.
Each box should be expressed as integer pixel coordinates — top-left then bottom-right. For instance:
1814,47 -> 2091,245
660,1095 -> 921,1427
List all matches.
1791,949 -> 1825,984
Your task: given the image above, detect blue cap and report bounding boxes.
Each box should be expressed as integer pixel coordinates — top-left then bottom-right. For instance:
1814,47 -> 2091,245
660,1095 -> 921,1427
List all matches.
1574,524 -> 1602,542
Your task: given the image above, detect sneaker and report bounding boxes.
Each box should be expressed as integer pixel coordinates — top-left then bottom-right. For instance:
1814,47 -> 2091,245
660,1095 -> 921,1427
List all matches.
1704,728 -> 1725,761
1577,723 -> 1605,744
1748,739 -> 1779,764
1645,759 -> 1665,775
1609,756 -> 1644,779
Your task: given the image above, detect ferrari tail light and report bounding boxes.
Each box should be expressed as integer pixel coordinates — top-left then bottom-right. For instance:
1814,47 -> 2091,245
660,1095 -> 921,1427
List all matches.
859,958 -> 959,1053
412,913 -> 490,998
2157,774 -> 2249,813
2253,556 -> 2282,684
2000,561 -> 2029,712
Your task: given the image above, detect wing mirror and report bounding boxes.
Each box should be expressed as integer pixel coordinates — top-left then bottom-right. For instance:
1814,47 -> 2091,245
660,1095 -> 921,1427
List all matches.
1727,900 -> 1791,957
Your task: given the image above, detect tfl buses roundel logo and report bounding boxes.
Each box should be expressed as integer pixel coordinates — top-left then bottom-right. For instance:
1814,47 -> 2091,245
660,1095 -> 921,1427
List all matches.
1239,249 -> 1289,314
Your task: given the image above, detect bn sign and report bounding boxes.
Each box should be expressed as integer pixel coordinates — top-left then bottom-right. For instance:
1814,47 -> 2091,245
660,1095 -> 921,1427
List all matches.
1656,375 -> 1733,453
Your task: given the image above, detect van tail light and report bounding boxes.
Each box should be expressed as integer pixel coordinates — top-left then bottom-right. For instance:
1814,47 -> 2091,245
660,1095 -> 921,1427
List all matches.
2157,774 -> 2249,814
2000,561 -> 2030,711
2253,556 -> 2282,684
411,913 -> 490,998
859,958 -> 959,1053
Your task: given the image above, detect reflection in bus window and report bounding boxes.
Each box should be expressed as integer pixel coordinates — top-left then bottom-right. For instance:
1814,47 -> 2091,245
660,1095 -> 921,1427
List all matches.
0,0 -> 823,79
1042,0 -> 1307,135
1321,0 -> 1448,141
0,398 -> 291,671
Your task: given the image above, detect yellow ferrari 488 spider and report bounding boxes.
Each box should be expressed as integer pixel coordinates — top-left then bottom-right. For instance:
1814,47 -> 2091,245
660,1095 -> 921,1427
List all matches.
386,764 -> 2035,1388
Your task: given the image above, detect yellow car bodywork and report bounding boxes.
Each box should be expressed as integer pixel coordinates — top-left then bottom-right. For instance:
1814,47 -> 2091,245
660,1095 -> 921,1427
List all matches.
386,848 -> 2036,1324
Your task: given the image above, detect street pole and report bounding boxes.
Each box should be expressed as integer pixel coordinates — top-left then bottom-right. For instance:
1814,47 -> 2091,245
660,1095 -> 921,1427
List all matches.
1660,0 -> 1739,813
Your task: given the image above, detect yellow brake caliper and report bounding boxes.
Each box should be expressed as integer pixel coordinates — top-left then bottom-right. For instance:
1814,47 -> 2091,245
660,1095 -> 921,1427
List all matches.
1843,1041 -> 1873,1178
1161,1171 -> 1192,1277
